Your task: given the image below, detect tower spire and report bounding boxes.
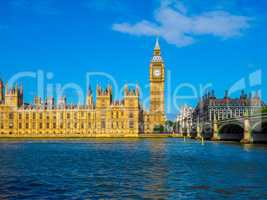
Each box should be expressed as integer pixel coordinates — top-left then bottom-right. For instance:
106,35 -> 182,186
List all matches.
154,37 -> 161,56
154,37 -> 160,50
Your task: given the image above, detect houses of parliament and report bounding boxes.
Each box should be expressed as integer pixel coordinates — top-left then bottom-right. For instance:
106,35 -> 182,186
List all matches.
0,39 -> 166,137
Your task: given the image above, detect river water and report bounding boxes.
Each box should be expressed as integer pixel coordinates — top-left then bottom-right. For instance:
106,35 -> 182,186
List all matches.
0,139 -> 267,199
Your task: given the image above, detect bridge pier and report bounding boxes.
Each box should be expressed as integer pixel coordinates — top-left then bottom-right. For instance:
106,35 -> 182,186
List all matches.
212,120 -> 220,141
179,126 -> 182,135
241,117 -> 253,144
196,122 -> 202,139
186,124 -> 190,137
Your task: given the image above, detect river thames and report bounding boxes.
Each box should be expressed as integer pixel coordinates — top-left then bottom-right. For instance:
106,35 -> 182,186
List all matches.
0,139 -> 267,199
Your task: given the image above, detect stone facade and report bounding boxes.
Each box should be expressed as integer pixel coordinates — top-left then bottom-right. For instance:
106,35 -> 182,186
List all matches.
193,90 -> 264,124
176,105 -> 193,134
147,38 -> 166,132
0,83 -> 141,137
0,39 -> 166,137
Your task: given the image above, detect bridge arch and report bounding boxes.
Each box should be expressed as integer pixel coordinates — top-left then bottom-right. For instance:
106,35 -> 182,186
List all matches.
251,120 -> 267,143
218,123 -> 244,141
202,123 -> 213,139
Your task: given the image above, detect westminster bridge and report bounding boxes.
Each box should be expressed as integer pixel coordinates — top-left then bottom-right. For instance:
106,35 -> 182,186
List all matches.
189,113 -> 267,143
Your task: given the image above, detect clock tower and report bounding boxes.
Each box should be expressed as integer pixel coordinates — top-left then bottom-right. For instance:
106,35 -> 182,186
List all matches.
149,38 -> 165,128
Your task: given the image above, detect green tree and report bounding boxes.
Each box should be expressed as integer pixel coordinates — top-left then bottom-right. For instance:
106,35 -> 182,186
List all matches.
164,120 -> 175,133
153,124 -> 164,133
262,106 -> 267,114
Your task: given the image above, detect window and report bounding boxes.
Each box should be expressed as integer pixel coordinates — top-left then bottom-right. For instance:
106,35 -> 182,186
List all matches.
129,112 -> 134,118
129,121 -> 134,129
9,113 -> 14,120
9,113 -> 14,128
101,120 -> 105,129
101,110 -> 106,118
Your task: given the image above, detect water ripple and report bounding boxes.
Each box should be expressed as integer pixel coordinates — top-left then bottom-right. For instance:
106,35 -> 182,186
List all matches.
0,139 -> 267,199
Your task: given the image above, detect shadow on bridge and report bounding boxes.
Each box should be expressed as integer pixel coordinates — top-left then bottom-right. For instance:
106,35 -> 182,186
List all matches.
202,124 -> 213,139
189,114 -> 267,143
218,123 -> 244,141
251,121 -> 267,143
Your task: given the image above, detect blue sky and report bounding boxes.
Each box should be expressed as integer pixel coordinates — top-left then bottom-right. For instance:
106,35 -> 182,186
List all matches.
0,0 -> 266,118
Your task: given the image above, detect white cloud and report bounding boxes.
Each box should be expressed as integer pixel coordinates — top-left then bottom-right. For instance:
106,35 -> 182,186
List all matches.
113,21 -> 159,36
112,1 -> 251,47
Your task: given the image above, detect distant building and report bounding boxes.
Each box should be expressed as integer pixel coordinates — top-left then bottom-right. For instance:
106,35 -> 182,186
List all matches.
176,105 -> 193,134
193,90 -> 264,124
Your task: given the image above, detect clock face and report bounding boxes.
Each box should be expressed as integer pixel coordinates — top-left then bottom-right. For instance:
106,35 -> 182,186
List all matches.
153,69 -> 161,77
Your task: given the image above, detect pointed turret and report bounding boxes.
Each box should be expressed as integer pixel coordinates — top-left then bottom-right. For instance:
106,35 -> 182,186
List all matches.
88,86 -> 92,96
0,79 -> 3,103
18,83 -> 23,106
15,83 -> 18,93
5,82 -> 8,95
154,37 -> 161,56
124,83 -> 128,95
96,84 -> 101,96
155,37 -> 160,49
19,83 -> 23,95
136,83 -> 139,96
87,86 -> 94,108
151,37 -> 163,63
34,96 -> 42,106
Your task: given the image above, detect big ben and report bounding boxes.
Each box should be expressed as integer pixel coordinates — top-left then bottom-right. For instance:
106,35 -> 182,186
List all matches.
149,38 -> 166,128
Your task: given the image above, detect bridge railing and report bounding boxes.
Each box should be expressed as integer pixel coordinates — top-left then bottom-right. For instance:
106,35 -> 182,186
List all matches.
216,113 -> 267,124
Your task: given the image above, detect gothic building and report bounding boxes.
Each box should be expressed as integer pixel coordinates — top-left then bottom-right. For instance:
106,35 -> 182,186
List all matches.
176,105 -> 193,134
144,38 -> 166,133
0,39 -> 166,137
193,90 -> 264,124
